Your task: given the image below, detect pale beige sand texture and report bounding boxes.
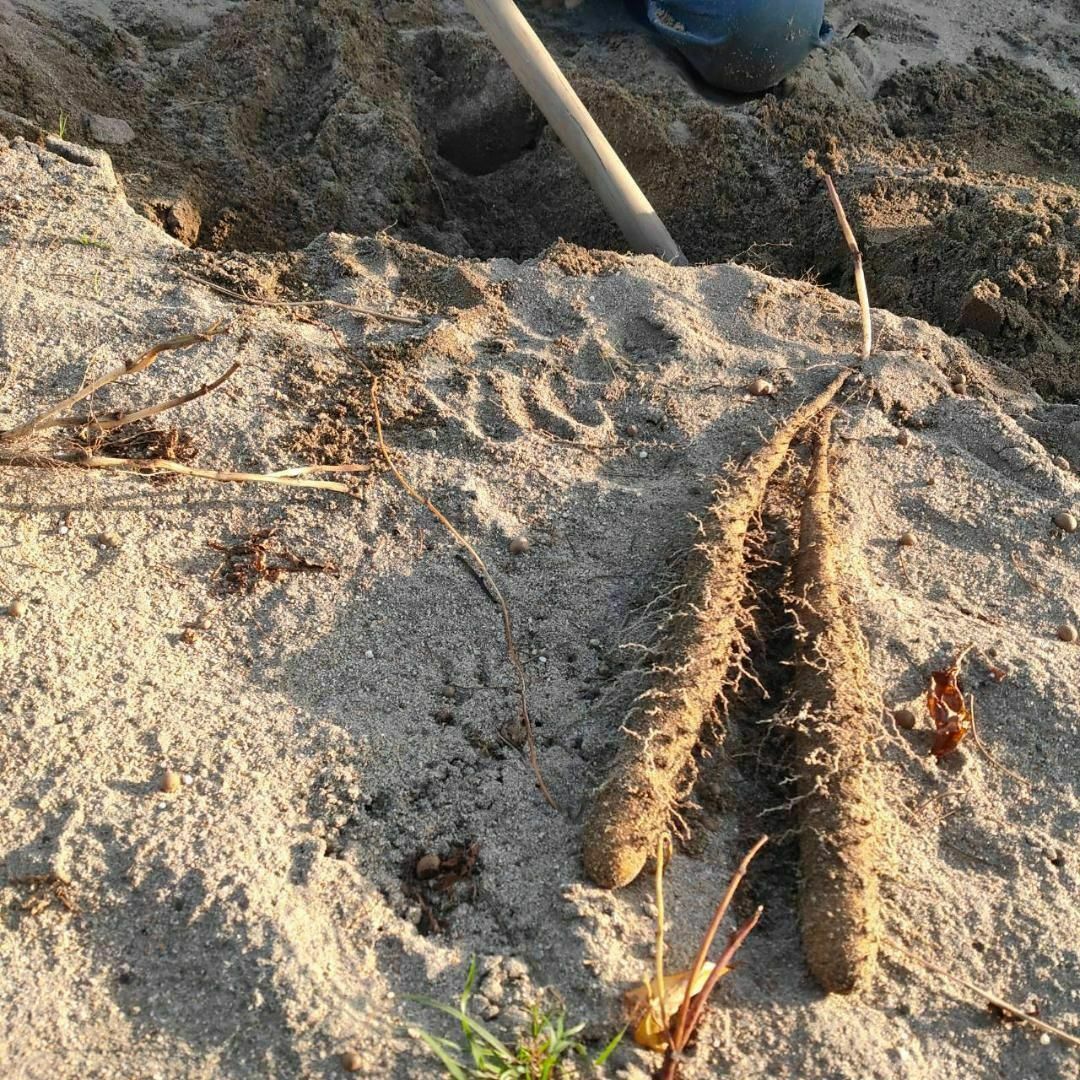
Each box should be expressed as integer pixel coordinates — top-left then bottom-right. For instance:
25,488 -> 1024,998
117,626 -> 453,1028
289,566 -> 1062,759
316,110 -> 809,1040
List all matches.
0,2 -> 1079,1078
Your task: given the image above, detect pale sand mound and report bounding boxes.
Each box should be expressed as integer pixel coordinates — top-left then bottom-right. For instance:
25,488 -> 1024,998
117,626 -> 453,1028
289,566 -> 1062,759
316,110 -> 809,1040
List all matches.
0,133 -> 1077,1079
5,0 -> 1080,410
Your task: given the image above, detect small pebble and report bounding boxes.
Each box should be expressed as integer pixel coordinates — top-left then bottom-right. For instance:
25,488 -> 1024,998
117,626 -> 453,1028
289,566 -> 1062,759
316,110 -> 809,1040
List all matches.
159,769 -> 181,794
57,524 -> 69,536
1052,511 -> 1077,533
896,429 -> 912,448
1039,1034 -> 1051,1046
181,774 -> 194,787
364,648 -> 374,659
180,628 -> 197,646
86,113 -> 136,146
898,531 -> 917,547
1056,624 -> 1078,643
1052,455 -> 1071,471
508,535 -> 529,555
893,708 -> 917,730
98,531 -> 121,549
7,598 -> 26,618
749,376 -> 775,397
340,1051 -> 363,1073
951,375 -> 968,393
638,449 -> 648,459
415,853 -> 441,879
625,423 -> 639,437
441,684 -> 457,699
195,614 -> 213,631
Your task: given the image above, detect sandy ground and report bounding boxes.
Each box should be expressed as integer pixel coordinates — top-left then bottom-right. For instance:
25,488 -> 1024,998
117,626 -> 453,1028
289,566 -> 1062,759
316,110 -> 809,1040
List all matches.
0,2 -> 1079,1079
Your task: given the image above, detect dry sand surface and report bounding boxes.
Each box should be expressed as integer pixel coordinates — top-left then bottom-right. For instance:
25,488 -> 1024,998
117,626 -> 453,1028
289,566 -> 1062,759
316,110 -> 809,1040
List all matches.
1,1 -> 1079,1078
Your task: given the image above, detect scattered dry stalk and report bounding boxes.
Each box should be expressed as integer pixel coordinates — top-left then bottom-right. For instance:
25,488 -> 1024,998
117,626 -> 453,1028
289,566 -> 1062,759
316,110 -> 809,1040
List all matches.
0,323 -> 367,493
38,361 -> 241,433
786,410 -> 881,992
369,377 -> 556,809
1010,550 -> 1046,594
886,939 -> 1080,1050
823,175 -> 872,361
0,453 -> 366,492
0,323 -> 228,443
582,371 -> 850,889
967,696 -> 1030,788
177,270 -> 423,325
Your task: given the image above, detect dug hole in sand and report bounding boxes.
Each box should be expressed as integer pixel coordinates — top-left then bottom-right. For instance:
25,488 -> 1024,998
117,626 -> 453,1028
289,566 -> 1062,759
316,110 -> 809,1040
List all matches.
1,1 -> 1079,1078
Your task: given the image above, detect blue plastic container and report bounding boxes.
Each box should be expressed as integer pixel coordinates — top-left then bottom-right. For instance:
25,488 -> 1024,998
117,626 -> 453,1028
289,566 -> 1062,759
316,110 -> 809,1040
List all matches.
643,0 -> 830,92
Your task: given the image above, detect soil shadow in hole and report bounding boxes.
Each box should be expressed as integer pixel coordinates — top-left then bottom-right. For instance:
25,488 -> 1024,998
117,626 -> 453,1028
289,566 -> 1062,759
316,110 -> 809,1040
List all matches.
423,30 -> 547,179
437,98 -> 544,177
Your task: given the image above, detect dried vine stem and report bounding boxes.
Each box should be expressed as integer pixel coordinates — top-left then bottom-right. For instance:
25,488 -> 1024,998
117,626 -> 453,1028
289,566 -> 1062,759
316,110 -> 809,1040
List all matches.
823,175 -> 872,360
38,361 -> 241,433
665,834 -> 768,1067
0,453 -> 366,491
369,376 -> 556,809
961,697 -> 1028,788
177,270 -> 423,326
886,939 -> 1080,1050
0,323 -> 228,443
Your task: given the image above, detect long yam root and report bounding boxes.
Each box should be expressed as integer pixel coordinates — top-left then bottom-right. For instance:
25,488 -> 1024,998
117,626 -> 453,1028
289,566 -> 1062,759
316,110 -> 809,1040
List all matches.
787,410 -> 880,992
582,371 -> 851,889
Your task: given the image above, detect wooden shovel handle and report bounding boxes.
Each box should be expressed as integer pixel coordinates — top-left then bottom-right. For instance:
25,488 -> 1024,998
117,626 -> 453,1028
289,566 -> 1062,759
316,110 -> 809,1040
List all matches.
462,0 -> 687,265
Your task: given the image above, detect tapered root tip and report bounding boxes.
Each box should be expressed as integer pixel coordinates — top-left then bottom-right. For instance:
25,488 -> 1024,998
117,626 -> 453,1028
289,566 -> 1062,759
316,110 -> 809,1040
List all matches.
582,781 -> 659,888
582,834 -> 649,889
804,931 -> 880,995
799,854 -> 881,994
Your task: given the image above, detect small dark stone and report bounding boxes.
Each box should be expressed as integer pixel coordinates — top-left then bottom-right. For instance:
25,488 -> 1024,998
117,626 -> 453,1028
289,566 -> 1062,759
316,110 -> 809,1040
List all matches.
893,708 -> 917,730
340,1051 -> 363,1073
416,853 -> 441,879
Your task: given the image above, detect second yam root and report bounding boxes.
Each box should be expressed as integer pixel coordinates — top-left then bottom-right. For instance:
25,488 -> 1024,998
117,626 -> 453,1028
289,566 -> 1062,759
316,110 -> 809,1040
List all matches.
582,371 -> 851,889
786,410 -> 881,992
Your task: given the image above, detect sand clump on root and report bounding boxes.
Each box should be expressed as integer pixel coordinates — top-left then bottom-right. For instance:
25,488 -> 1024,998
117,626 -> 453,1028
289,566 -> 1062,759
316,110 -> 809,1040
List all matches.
582,370 -> 851,890
784,410 -> 882,994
